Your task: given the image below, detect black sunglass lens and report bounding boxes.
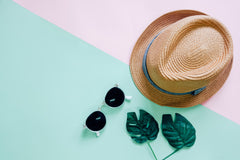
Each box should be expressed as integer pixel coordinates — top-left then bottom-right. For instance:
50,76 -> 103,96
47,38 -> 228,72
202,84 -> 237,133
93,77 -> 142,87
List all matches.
105,87 -> 125,107
86,111 -> 106,131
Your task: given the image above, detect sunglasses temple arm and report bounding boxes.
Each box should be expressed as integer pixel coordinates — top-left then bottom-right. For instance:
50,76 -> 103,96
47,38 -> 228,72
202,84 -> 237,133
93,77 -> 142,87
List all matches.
96,131 -> 100,137
125,96 -> 132,101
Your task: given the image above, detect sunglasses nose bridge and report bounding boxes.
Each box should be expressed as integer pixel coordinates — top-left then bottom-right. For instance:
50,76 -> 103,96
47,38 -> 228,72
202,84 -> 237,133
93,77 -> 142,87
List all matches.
98,102 -> 105,111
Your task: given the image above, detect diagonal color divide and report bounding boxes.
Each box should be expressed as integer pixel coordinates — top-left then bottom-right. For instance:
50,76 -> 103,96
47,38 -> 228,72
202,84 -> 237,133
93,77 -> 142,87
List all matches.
13,0 -> 240,125
1,1 -> 240,159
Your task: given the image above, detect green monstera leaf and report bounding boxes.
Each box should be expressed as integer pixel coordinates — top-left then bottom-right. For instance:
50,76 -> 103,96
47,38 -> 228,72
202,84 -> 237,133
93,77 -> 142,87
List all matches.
126,109 -> 159,143
161,113 -> 196,160
126,109 -> 159,160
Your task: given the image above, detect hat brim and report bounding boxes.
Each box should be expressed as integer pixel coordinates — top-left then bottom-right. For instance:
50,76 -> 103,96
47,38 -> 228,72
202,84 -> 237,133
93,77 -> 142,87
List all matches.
129,10 -> 233,107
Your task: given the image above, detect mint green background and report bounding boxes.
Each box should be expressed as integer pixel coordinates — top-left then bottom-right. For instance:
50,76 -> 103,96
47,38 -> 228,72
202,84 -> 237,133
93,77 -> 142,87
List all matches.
0,0 -> 240,159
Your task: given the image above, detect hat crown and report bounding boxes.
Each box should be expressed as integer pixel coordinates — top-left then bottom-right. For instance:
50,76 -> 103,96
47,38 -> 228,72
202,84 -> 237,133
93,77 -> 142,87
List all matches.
147,15 -> 233,93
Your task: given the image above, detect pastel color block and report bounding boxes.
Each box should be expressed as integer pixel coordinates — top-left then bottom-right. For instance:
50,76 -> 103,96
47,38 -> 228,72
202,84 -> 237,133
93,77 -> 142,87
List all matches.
0,1 -> 240,159
13,0 -> 240,125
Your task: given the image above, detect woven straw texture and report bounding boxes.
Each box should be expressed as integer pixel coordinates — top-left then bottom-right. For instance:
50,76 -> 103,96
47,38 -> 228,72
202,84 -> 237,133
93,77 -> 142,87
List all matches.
130,10 -> 233,107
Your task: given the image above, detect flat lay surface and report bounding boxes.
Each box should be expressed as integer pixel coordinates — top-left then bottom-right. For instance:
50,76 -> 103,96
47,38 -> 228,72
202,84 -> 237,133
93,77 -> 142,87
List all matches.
13,0 -> 240,125
1,0 -> 240,159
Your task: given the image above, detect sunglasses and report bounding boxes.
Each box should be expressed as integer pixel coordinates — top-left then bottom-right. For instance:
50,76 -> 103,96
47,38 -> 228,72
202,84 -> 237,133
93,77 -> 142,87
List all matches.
84,84 -> 131,136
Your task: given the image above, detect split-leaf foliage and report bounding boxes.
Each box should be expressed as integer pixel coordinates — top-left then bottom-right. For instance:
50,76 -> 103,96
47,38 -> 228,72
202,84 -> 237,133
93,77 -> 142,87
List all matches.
126,110 -> 196,160
161,113 -> 196,159
126,109 -> 159,160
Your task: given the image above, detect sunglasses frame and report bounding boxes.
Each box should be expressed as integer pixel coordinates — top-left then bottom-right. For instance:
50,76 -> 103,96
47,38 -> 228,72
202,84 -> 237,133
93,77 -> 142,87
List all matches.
84,84 -> 131,137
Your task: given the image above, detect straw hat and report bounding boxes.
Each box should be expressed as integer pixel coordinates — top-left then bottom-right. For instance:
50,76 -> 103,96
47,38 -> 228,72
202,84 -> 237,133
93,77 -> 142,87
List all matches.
130,10 -> 233,107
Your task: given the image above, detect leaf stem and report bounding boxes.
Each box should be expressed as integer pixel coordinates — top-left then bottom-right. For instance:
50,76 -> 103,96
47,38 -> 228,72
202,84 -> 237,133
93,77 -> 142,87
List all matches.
162,148 -> 180,160
147,141 -> 158,160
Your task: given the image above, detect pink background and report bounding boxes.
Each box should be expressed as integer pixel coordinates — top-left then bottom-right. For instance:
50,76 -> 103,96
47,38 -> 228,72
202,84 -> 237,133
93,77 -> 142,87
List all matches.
13,0 -> 240,124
